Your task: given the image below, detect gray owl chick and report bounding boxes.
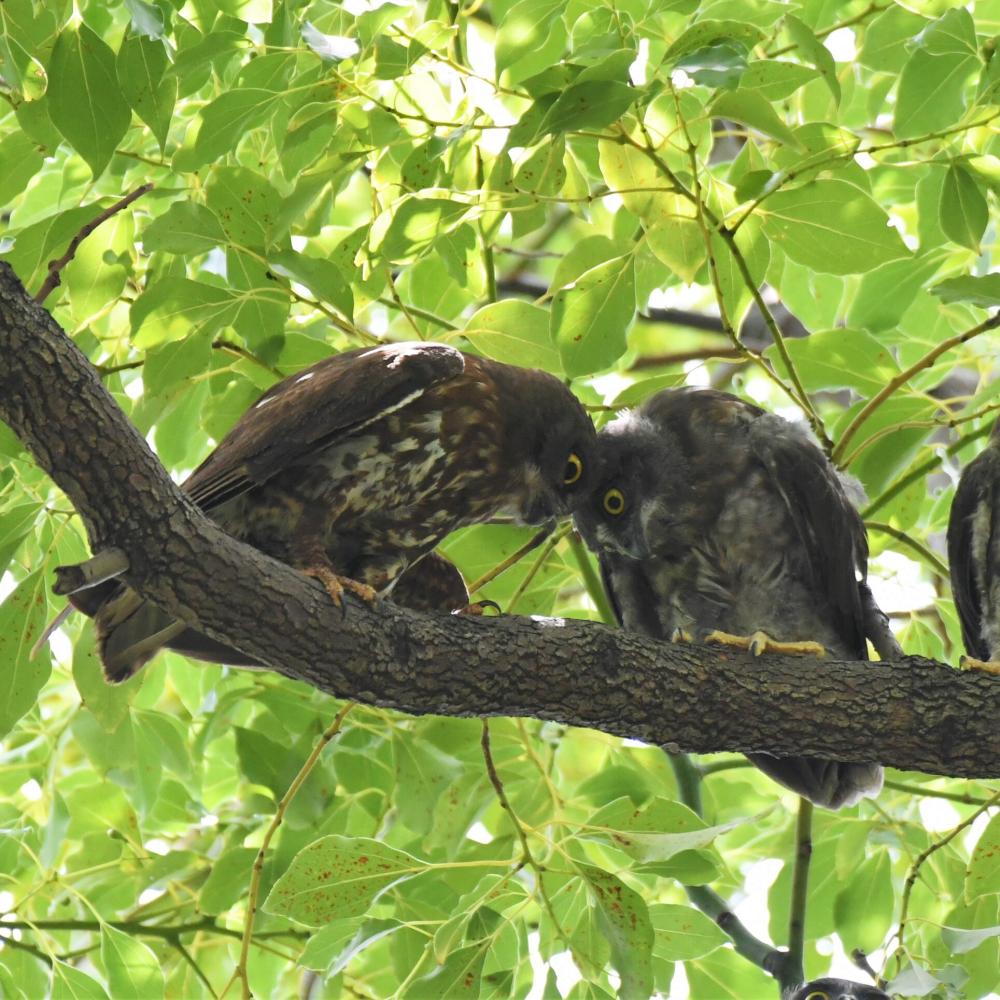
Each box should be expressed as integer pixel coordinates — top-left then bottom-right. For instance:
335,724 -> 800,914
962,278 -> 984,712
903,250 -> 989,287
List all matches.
787,978 -> 890,1000
948,417 -> 1000,669
574,388 -> 885,810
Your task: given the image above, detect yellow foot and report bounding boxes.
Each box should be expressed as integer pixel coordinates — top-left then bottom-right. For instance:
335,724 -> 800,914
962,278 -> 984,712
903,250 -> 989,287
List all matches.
959,655 -> 1000,675
453,600 -> 502,617
704,629 -> 826,658
302,566 -> 378,607
670,627 -> 693,643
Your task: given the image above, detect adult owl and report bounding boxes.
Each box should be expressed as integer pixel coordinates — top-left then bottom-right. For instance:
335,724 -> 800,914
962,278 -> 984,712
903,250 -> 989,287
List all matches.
574,387 -> 885,810
76,343 -> 596,682
947,417 -> 1000,670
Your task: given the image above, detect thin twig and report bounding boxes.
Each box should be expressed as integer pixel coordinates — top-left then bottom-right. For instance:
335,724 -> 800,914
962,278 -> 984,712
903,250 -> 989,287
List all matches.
506,524 -> 570,614
886,788 -> 1000,982
833,312 -> 1000,465
568,534 -> 617,625
467,525 -> 553,594
882,778 -> 996,806
238,703 -> 355,1000
865,521 -> 949,580
34,184 -> 154,304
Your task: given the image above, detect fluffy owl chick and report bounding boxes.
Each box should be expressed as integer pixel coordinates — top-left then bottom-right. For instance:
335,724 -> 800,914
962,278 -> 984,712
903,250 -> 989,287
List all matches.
786,978 -> 889,1000
948,417 -> 1000,671
74,343 -> 597,682
575,388 -> 884,810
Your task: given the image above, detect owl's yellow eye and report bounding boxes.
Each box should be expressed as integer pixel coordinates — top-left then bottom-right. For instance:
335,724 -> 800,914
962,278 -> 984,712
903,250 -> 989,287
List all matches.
603,488 -> 626,515
803,993 -> 829,1000
563,453 -> 583,485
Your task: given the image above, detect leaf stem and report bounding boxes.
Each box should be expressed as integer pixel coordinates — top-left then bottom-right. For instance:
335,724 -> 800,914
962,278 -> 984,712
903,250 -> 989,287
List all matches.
786,799 -> 812,985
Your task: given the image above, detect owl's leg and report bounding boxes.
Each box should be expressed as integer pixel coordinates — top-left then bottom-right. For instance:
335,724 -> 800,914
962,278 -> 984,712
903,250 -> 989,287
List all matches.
670,627 -> 693,643
293,503 -> 378,608
959,655 -> 1000,675
704,629 -> 826,658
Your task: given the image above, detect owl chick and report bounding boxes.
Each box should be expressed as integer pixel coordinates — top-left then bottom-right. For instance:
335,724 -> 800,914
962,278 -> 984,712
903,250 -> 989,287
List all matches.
575,388 -> 885,810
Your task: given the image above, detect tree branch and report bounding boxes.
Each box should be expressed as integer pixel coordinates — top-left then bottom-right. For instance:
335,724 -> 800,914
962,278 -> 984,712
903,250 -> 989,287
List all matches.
2,262 -> 1000,779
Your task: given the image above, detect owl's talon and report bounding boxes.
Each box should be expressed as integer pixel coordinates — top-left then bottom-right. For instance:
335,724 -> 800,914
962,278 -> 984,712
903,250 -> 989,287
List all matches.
959,655 -> 1000,675
704,629 -> 826,658
453,600 -> 502,617
670,627 -> 692,644
302,566 -> 378,609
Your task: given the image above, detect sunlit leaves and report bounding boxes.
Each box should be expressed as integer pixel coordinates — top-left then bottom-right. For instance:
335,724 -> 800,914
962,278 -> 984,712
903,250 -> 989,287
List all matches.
264,836 -> 425,925
461,301 -> 562,371
759,178 -> 910,274
47,25 -> 131,178
0,570 -> 50,739
941,163 -> 989,251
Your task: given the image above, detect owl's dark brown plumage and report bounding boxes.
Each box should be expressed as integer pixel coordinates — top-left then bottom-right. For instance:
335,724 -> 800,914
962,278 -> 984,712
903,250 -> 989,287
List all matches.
574,388 -> 885,810
948,417 -> 1000,663
77,343 -> 596,681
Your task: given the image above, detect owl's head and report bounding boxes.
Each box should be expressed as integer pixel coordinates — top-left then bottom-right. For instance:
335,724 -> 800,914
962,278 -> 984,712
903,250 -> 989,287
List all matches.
488,361 -> 599,524
573,409 -> 683,559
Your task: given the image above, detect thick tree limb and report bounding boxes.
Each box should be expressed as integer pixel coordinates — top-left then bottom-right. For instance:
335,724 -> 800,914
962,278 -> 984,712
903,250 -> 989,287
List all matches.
1,262 -> 999,779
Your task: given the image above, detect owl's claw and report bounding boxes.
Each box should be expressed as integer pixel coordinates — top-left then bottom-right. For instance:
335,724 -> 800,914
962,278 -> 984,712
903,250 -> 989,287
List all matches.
704,629 -> 826,658
959,655 -> 1000,675
302,566 -> 378,611
453,600 -> 502,617
670,627 -> 693,644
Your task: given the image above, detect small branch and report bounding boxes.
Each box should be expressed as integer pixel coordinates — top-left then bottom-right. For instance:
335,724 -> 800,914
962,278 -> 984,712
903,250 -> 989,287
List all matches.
786,799 -> 813,986
865,521 -> 949,580
767,0 -> 891,57
506,525 -> 569,614
833,312 -> 1000,466
238,703 -> 354,1000
0,916 -> 308,943
213,339 -> 284,379
376,296 -> 457,333
34,183 -> 154,304
886,788 -> 1000,981
568,534 -> 617,626
466,525 -> 553,594
882,778 -> 995,806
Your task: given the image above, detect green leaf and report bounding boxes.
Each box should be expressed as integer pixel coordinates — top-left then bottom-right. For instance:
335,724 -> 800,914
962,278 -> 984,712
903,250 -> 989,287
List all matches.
665,20 -> 764,62
51,961 -> 111,1000
760,178 -> 909,274
711,89 -> 802,148
584,796 -> 751,862
765,328 -> 899,394
200,847 -> 258,915
269,249 -> 354,319
533,81 -> 636,139
204,165 -> 283,250
783,14 -> 840,104
833,850 -> 893,952
930,273 -> 1000,306
0,130 -> 43,205
117,34 -> 174,152
100,924 -> 164,1000
967,812 -> 1000,900
578,864 -> 654,1000
130,278 -> 237,347
142,202 -> 228,255
675,43 -> 747,89
894,9 -> 978,138
264,835 -> 425,925
0,570 -> 51,740
194,87 -> 280,165
941,163 -> 988,251
391,730 -> 462,835
494,0 -> 562,77
376,197 -> 471,262
739,59 -> 818,100
650,903 -> 729,960
941,924 -> 1000,955
551,255 -> 635,377
47,24 -> 131,178
461,300 -> 562,372
513,136 -> 567,196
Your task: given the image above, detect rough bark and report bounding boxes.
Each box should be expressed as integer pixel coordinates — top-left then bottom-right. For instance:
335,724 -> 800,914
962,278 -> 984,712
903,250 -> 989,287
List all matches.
1,261 -> 998,779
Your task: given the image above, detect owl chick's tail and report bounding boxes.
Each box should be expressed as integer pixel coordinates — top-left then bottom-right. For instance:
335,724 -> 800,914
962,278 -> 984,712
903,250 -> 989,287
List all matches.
745,753 -> 883,810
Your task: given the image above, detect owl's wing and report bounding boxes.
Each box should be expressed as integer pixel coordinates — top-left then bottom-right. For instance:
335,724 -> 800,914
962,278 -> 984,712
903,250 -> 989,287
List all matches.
183,343 -> 465,511
747,417 -> 868,659
947,450 -> 994,660
598,553 -> 670,638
